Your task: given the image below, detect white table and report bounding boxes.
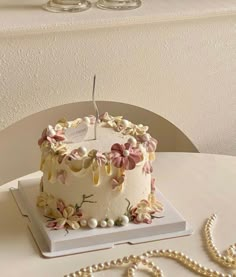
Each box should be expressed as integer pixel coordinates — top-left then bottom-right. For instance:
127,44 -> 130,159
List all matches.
1,153 -> 236,276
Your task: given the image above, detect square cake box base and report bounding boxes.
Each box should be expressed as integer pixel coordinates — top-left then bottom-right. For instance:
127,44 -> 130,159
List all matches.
11,178 -> 192,258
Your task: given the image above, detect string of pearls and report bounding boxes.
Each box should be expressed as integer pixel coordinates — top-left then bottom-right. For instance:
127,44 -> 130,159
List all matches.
65,214 -> 235,277
204,214 -> 236,269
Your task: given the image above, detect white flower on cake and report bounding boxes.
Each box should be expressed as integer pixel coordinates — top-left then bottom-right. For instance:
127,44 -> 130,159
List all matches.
47,202 -> 81,230
55,118 -> 83,130
122,124 -> 149,136
136,133 -> 158,152
148,193 -> 163,213
131,200 -> 154,224
99,112 -> 123,128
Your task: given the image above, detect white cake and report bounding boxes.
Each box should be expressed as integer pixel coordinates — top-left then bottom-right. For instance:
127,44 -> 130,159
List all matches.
37,113 -> 163,230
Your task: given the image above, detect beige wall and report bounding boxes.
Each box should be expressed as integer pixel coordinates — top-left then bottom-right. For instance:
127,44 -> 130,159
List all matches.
0,15 -> 235,156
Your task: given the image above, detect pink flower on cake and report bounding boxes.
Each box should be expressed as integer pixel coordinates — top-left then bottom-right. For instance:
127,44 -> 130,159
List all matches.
56,170 -> 67,185
83,150 -> 107,169
129,190 -> 163,224
112,174 -> 125,191
38,125 -> 65,146
95,151 -> 107,167
99,112 -> 112,123
130,200 -> 154,224
47,200 -> 82,230
110,143 -> 142,170
136,133 -> 158,152
151,177 -> 156,193
67,149 -> 81,160
142,160 -> 153,174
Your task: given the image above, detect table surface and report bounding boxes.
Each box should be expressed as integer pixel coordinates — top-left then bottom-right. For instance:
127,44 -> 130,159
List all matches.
1,152 -> 236,277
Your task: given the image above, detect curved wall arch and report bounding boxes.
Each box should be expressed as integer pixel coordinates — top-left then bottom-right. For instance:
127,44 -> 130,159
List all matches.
1,16 -> 235,156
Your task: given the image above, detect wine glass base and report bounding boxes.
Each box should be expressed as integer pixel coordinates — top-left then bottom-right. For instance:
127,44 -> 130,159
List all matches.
96,0 -> 141,10
43,1 -> 91,13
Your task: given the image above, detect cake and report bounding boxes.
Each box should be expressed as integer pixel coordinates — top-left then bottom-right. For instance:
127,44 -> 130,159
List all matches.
37,112 -> 163,230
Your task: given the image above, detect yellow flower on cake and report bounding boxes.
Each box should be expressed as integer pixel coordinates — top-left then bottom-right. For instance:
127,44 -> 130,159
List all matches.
99,112 -> 123,129
148,193 -> 163,213
37,192 -> 55,208
122,124 -> 149,136
46,200 -> 82,230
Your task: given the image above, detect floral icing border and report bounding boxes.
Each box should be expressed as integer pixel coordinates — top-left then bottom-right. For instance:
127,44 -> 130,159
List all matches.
38,112 -> 158,189
37,178 -> 163,231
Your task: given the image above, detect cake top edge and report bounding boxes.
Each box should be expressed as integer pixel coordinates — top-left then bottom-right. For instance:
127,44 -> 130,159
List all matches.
38,112 -> 158,172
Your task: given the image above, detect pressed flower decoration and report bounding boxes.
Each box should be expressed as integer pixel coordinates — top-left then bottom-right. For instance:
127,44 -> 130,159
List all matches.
46,200 -> 82,230
122,124 -> 149,136
37,193 -> 96,231
151,177 -> 156,193
56,170 -> 67,185
55,118 -> 70,130
126,196 -> 163,224
143,160 -> 153,174
50,142 -> 67,155
100,112 -> 149,137
37,192 -> 55,208
83,150 -> 107,169
148,178 -> 163,213
99,112 -> 123,129
123,178 -> 163,225
130,200 -> 155,224
67,149 -> 82,161
83,150 -> 107,185
112,174 -> 126,191
38,125 -> 65,146
110,143 -> 143,170
39,114 -> 157,179
136,133 -> 158,152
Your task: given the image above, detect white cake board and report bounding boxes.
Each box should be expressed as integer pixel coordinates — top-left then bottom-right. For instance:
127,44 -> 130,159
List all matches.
11,178 -> 192,258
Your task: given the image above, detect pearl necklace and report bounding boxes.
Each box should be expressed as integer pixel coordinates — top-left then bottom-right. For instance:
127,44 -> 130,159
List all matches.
65,214 -> 236,277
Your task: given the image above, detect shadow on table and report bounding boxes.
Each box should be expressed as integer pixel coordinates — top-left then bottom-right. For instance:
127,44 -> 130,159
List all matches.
0,190 -> 42,256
